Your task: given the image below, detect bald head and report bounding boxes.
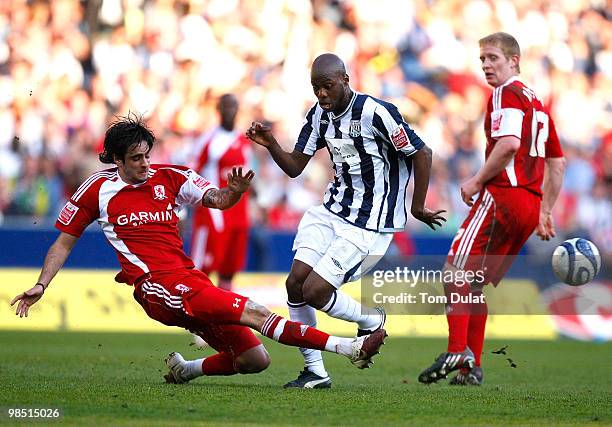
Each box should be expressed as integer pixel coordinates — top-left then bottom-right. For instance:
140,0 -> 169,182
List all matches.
311,53 -> 347,80
310,54 -> 352,114
218,93 -> 237,109
217,93 -> 238,131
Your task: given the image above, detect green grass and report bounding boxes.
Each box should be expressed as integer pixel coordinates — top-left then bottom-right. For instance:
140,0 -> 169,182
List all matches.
0,331 -> 610,426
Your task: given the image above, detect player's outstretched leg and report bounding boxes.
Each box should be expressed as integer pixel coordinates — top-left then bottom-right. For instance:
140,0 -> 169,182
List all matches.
242,300 -> 388,369
304,275 -> 386,337
303,278 -> 387,372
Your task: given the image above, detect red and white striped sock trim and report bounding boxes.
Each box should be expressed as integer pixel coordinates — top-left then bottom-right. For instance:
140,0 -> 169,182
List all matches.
261,313 -> 287,340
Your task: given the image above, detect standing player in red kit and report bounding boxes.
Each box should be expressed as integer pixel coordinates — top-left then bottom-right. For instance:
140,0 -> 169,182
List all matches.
418,32 -> 566,385
191,94 -> 250,291
10,115 -> 387,384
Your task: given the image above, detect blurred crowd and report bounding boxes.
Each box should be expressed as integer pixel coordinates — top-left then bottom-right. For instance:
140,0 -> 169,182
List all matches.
0,0 -> 610,254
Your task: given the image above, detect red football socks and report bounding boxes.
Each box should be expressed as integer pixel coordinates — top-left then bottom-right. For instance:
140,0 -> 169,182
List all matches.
202,352 -> 237,376
445,282 -> 471,353
467,291 -> 488,366
447,313 -> 470,353
261,313 -> 329,350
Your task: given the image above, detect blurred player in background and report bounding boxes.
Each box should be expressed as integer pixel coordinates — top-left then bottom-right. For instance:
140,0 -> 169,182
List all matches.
190,94 -> 250,291
10,114 -> 387,384
247,53 -> 445,388
418,32 -> 566,386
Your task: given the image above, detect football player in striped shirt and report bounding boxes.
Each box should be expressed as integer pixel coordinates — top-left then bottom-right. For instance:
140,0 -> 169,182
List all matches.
418,33 -> 565,385
247,53 -> 445,388
10,114 -> 388,384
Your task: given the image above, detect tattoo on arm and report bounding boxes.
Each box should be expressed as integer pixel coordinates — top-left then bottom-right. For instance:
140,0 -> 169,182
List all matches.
202,188 -> 219,207
201,188 -> 240,209
245,299 -> 271,318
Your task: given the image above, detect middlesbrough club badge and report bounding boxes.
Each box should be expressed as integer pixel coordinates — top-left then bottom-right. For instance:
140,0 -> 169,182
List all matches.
153,185 -> 167,200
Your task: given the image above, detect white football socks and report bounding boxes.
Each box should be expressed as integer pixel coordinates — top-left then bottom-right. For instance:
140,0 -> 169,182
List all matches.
321,290 -> 381,331
324,336 -> 354,357
287,301 -> 329,378
183,358 -> 204,380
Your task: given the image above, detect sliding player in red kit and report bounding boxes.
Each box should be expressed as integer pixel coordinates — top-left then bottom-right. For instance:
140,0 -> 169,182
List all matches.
190,94 -> 250,291
418,33 -> 565,385
10,114 -> 387,384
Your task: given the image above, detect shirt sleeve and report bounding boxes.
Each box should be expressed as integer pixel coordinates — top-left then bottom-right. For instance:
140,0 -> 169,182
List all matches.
294,104 -> 323,156
176,169 -> 218,206
371,101 -> 424,157
490,88 -> 524,139
55,183 -> 100,237
545,116 -> 564,158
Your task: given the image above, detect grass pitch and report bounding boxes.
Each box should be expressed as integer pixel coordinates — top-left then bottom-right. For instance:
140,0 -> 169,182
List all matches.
0,331 -> 610,426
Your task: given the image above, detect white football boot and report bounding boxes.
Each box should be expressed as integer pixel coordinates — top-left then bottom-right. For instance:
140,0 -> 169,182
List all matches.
164,352 -> 192,384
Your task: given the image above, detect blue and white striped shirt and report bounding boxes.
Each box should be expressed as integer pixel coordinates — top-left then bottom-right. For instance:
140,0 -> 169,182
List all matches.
295,92 -> 425,232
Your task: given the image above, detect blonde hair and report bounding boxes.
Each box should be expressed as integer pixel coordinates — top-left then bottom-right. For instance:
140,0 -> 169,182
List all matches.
479,32 -> 521,73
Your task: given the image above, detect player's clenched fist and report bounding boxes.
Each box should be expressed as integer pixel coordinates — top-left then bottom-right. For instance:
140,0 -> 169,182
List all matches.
246,122 -> 275,148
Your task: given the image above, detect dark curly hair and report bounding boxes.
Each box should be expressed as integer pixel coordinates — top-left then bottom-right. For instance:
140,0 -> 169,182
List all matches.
99,113 -> 155,164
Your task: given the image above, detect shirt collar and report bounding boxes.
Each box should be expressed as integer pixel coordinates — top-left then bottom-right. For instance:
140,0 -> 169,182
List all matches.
330,90 -> 357,121
500,75 -> 521,87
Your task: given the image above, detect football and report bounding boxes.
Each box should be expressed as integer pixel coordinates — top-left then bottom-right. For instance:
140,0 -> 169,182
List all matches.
552,238 -> 601,286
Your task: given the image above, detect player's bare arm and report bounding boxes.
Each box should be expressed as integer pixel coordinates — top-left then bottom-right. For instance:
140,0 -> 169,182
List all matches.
461,136 -> 520,206
536,157 -> 566,240
410,144 -> 446,230
246,122 -> 310,178
11,232 -> 79,317
239,299 -> 273,330
202,167 -> 255,210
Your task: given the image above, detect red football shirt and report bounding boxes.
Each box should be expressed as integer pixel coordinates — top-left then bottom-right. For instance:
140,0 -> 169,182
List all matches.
484,76 -> 564,196
192,127 -> 250,230
55,165 -> 217,285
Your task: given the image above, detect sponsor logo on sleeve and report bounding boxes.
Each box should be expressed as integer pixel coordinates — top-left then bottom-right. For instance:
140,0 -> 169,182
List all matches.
391,125 -> 409,150
58,202 -> 79,225
192,175 -> 211,190
492,111 -> 503,132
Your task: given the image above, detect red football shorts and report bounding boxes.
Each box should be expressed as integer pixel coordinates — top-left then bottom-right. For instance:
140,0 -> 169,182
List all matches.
191,217 -> 248,276
447,186 -> 540,285
133,269 -> 261,356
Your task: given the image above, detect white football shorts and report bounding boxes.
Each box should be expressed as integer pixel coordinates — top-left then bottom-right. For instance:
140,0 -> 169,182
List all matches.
293,205 -> 394,288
